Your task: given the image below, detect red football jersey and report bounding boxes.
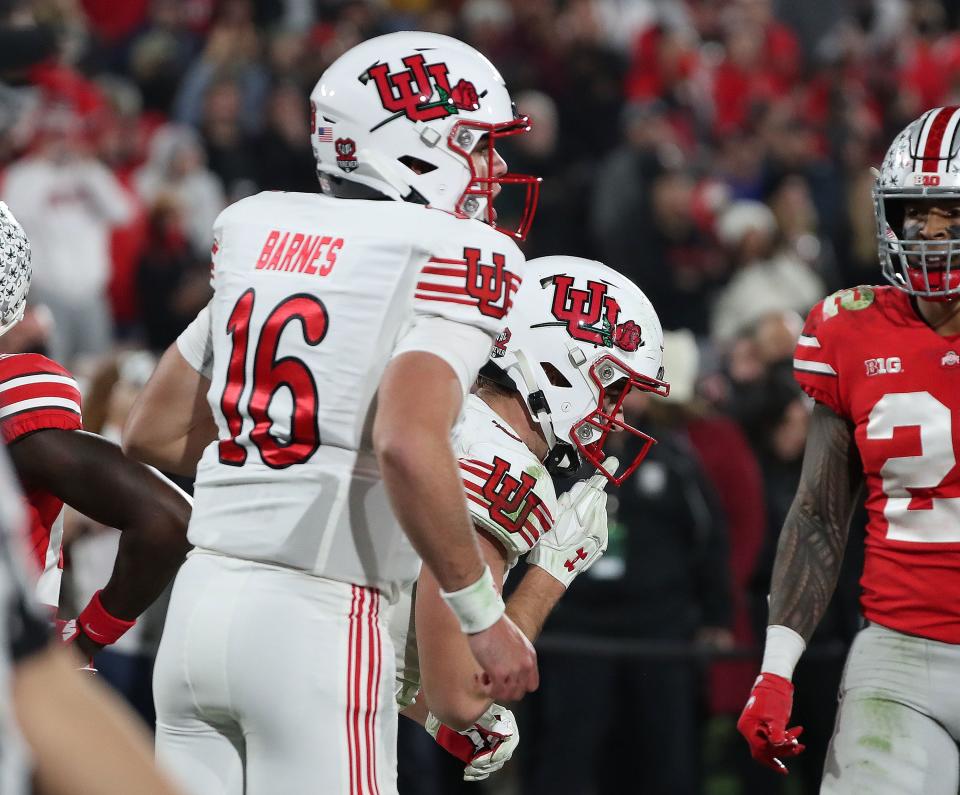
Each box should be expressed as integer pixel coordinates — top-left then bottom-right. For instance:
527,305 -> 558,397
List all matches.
794,285 -> 960,643
0,353 -> 83,607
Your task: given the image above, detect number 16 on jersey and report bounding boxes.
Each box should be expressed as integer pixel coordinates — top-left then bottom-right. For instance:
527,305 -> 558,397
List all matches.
218,288 -> 330,469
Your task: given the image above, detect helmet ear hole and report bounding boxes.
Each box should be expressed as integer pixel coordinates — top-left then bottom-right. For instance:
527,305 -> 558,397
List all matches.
398,155 -> 438,175
540,362 -> 571,388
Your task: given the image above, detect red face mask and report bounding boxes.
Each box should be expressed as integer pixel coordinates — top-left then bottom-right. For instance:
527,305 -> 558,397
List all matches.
570,355 -> 670,486
447,117 -> 541,241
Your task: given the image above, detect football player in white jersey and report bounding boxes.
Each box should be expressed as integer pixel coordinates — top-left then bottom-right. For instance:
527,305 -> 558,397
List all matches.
123,32 -> 542,795
391,255 -> 670,780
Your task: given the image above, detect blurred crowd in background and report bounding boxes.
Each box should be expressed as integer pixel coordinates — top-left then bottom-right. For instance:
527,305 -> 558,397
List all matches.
0,0 -> 951,792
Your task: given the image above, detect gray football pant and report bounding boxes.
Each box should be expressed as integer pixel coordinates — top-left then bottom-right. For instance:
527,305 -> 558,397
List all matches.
821,622 -> 960,795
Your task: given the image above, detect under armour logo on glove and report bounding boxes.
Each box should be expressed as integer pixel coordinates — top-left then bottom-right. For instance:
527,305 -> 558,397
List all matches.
526,458 -> 616,589
564,548 -> 587,572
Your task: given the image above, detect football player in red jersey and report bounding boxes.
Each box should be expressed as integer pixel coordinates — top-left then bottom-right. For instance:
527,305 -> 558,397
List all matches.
0,201 -> 191,663
738,106 -> 960,794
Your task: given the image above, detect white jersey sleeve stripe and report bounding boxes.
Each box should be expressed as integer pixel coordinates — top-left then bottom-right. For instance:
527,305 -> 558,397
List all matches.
793,358 -> 837,376
796,335 -> 821,349
0,396 -> 82,418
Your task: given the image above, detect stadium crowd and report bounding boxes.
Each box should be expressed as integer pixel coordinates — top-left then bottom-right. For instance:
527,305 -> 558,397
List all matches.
0,0 -> 953,792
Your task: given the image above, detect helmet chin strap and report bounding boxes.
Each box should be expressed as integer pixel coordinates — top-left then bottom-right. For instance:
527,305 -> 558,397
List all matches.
508,349 -> 582,475
510,349 -> 559,449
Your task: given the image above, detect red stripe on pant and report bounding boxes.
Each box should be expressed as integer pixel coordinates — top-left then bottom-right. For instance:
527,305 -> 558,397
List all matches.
364,592 -> 382,795
346,586 -> 360,794
346,586 -> 382,794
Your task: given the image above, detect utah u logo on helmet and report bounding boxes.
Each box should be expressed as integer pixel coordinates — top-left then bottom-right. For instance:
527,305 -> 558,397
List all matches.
482,457 -> 544,538
364,54 -> 481,125
549,275 -> 621,346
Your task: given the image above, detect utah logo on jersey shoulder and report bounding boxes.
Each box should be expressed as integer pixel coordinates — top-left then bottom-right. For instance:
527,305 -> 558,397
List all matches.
822,286 -> 875,320
459,455 -> 552,549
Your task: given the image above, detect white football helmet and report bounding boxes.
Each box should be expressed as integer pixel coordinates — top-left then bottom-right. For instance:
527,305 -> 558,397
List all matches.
309,31 -> 540,239
481,256 -> 669,485
875,106 -> 960,300
0,202 -> 31,338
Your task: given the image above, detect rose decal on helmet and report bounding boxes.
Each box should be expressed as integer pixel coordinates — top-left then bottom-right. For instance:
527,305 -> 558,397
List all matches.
450,80 -> 480,111
613,320 -> 642,352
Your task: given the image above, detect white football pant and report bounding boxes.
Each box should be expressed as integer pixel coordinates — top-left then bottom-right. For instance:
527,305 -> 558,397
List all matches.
821,622 -> 960,794
154,550 -> 397,795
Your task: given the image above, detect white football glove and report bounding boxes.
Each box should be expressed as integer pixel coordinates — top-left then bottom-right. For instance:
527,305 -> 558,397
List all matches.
525,456 -> 616,588
425,703 -> 519,782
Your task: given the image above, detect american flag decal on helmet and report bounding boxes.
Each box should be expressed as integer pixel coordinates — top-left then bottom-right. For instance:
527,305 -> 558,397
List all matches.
316,126 -> 334,142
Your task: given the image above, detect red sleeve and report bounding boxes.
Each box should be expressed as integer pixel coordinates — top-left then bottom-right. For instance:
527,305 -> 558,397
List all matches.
793,299 -> 847,418
0,354 -> 82,443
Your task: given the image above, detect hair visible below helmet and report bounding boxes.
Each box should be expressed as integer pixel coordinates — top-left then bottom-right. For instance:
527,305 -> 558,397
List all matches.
481,256 -> 669,485
309,31 -> 540,239
0,202 -> 31,338
875,105 -> 960,301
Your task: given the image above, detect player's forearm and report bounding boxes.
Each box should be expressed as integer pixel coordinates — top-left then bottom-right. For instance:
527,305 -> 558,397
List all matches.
122,416 -> 216,477
768,403 -> 861,644
92,470 -> 192,626
378,433 -> 484,591
15,645 -> 183,795
506,565 -> 564,642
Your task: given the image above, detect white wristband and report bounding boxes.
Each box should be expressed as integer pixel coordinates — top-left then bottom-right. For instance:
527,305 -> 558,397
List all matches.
761,624 -> 806,681
439,566 -> 505,635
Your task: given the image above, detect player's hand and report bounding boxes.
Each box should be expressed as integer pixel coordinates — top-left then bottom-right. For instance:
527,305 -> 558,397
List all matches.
525,457 -> 616,588
468,613 -> 538,702
737,673 -> 805,775
55,619 -> 98,673
425,704 -> 519,782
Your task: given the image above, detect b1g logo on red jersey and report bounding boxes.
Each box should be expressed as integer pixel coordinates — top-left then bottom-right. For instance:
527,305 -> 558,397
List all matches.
361,54 -> 481,127
482,456 -> 544,535
464,247 -> 510,319
865,356 -> 902,376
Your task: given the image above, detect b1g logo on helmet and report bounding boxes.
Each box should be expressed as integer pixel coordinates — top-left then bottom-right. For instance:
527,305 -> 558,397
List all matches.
361,54 -> 481,127
537,274 -> 645,351
335,138 -> 358,172
464,247 -> 511,319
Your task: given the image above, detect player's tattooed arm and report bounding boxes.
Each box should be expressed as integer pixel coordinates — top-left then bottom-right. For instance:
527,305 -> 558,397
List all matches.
10,430 -> 191,628
768,401 -> 863,642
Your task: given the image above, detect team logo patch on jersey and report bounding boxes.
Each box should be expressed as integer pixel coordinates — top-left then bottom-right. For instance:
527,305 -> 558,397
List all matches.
822,286 -> 875,319
943,350 -> 960,367
481,456 -> 544,536
464,247 -> 511,319
335,138 -> 359,172
360,54 -> 484,130
864,356 -> 903,376
532,274 -> 645,350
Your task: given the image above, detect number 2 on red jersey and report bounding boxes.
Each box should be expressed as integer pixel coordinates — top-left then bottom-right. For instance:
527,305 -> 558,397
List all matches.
868,391 -> 960,543
218,289 -> 329,469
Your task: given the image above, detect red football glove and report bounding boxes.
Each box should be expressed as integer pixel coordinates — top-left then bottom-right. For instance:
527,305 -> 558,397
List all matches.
737,673 -> 805,775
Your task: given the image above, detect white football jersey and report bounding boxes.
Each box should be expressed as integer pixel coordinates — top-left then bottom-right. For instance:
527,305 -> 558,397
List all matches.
453,395 -> 557,562
391,394 -> 558,708
181,191 -> 523,595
